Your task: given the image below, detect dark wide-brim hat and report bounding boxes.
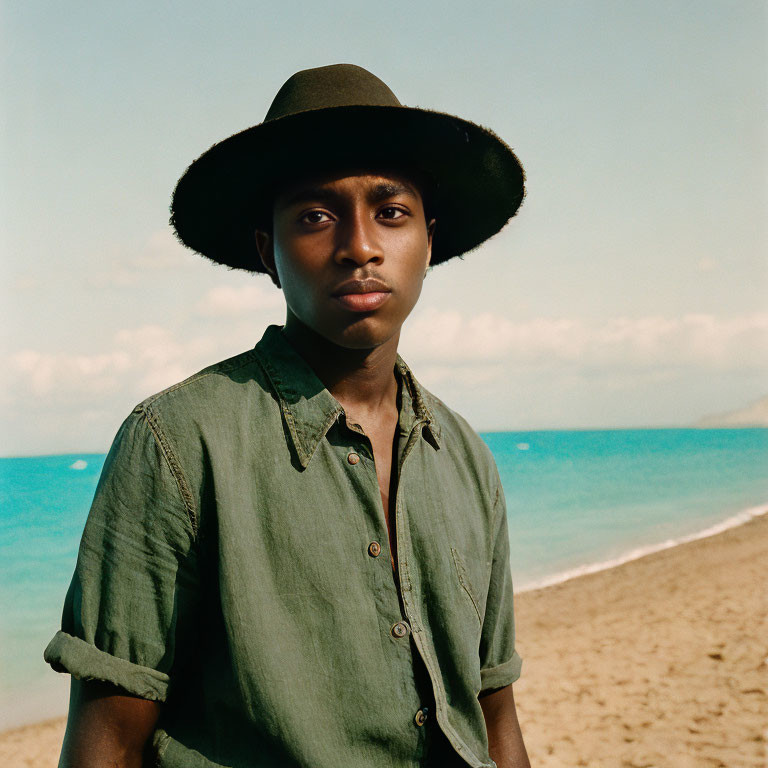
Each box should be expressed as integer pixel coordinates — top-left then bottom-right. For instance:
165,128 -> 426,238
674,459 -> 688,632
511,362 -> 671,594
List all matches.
170,64 -> 526,273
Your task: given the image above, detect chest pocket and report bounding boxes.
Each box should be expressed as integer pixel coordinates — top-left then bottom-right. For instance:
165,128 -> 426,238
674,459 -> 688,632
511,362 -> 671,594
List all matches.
450,546 -> 484,626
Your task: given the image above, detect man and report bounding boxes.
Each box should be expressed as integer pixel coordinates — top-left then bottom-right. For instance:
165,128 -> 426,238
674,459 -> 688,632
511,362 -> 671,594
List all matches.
45,64 -> 530,768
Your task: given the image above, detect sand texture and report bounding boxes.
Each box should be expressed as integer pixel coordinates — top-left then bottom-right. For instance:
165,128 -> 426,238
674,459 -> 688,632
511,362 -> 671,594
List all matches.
513,512 -> 768,767
0,716 -> 67,768
2,514 -> 766,768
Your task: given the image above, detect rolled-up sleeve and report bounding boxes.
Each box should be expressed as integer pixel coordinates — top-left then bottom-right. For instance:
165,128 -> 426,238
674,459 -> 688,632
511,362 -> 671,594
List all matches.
478,473 -> 523,694
44,405 -> 200,702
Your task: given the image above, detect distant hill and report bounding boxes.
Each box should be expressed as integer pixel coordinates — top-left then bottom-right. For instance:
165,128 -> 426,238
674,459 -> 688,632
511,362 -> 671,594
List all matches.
696,395 -> 768,427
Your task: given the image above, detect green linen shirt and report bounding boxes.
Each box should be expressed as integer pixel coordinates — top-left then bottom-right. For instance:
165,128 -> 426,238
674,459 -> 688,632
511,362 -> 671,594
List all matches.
44,323 -> 522,768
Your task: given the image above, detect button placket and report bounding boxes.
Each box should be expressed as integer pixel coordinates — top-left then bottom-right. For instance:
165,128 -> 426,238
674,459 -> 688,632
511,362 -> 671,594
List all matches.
389,424 -> 427,640
345,439 -> 387,564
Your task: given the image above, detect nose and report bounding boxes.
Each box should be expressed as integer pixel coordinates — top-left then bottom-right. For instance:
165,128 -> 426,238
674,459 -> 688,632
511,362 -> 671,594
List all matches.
333,208 -> 384,267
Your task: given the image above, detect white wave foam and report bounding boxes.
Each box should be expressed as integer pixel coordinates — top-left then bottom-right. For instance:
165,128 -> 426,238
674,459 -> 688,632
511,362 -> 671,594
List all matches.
516,502 -> 768,593
69,459 -> 87,470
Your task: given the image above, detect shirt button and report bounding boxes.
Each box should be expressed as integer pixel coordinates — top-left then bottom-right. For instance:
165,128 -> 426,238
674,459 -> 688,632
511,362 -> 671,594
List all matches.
414,707 -> 429,727
368,541 -> 382,557
391,621 -> 410,638
347,452 -> 360,465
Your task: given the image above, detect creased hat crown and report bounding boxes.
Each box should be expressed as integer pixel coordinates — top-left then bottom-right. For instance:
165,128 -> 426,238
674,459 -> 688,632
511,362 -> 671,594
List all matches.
264,64 -> 402,121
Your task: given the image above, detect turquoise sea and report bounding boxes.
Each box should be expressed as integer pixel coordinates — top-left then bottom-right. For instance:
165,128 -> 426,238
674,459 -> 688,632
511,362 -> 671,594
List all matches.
1,428 -> 767,730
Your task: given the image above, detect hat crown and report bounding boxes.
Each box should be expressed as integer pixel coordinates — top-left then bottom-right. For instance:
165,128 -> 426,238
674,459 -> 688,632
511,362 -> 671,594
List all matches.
171,62 -> 525,273
264,63 -> 402,122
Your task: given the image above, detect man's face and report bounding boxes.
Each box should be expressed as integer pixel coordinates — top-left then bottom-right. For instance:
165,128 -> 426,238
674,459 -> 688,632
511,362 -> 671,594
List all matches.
255,168 -> 436,350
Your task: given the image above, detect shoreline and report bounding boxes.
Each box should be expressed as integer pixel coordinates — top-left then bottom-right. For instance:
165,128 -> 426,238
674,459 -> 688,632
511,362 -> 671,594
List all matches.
516,500 -> 768,593
2,510 -> 767,767
512,508 -> 768,767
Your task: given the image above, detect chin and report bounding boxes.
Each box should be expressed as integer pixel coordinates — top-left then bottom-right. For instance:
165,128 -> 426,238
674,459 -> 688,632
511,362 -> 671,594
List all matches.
329,317 -> 401,349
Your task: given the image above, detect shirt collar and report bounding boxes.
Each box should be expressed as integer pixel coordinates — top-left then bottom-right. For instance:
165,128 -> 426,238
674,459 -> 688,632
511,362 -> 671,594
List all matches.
253,324 -> 442,469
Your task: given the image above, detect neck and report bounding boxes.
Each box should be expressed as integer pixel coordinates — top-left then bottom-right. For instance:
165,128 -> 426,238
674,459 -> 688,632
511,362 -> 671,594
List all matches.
281,314 -> 400,419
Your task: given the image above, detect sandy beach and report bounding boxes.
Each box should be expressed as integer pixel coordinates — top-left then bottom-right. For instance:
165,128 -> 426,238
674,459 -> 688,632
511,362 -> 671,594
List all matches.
2,513 -> 766,768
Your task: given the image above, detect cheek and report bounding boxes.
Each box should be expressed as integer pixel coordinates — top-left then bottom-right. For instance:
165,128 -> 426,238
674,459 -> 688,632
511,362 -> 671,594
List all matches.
402,233 -> 430,279
395,259 -> 429,310
275,240 -> 320,285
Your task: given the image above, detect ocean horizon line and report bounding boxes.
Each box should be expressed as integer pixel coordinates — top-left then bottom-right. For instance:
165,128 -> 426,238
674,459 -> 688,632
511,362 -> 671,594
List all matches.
3,424 -> 767,461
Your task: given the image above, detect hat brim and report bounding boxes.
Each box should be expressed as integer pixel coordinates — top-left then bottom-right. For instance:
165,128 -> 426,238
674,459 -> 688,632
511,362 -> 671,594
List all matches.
170,104 -> 525,273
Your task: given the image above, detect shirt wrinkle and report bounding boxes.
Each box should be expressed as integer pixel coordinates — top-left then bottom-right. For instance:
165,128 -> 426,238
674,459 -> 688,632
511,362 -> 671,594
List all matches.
43,322 -> 521,768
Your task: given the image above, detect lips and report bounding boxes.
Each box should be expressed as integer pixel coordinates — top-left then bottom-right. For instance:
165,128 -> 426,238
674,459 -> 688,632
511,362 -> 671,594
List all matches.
331,277 -> 391,296
331,277 -> 392,313
333,292 -> 391,312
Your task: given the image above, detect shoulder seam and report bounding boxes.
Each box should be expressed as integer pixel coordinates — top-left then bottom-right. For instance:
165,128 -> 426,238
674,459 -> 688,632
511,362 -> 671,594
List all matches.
139,350 -> 260,408
135,404 -> 199,538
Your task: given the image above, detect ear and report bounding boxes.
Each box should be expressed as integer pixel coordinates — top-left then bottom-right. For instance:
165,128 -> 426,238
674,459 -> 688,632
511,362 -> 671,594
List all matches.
425,218 -> 436,270
254,229 -> 281,289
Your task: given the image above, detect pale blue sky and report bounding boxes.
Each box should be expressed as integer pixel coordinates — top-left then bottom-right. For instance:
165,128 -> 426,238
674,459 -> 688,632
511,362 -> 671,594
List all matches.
1,1 -> 766,455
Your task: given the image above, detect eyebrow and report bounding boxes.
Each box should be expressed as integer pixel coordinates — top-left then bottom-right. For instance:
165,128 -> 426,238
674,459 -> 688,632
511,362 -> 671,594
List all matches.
280,181 -> 419,209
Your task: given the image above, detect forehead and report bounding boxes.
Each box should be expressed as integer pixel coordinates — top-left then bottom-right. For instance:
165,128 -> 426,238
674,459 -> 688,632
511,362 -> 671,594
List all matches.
274,166 -> 425,208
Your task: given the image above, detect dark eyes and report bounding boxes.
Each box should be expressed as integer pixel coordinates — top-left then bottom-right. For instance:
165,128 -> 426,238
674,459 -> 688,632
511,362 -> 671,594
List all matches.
378,206 -> 406,220
301,211 -> 332,224
299,206 -> 408,225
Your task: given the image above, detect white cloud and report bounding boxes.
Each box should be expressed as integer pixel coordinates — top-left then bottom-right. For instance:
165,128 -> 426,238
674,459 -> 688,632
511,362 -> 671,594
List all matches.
132,230 -> 189,270
8,348 -> 132,399
1,325 -> 225,415
3,308 -> 767,454
112,324 -> 222,394
401,308 -> 768,376
85,264 -> 142,289
5,309 -> 765,416
84,229 -> 195,288
195,283 -> 284,317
